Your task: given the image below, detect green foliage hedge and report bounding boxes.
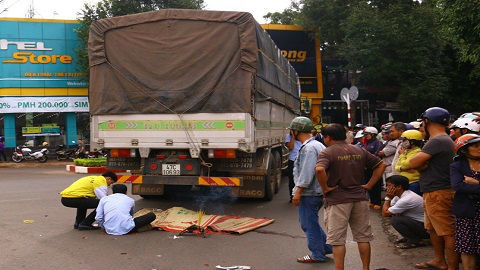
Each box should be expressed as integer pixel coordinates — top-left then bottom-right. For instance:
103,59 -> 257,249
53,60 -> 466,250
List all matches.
74,158 -> 107,167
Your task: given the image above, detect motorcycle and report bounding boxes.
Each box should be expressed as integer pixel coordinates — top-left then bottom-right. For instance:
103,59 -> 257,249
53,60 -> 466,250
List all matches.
55,144 -> 79,160
12,145 -> 48,163
86,147 -> 107,158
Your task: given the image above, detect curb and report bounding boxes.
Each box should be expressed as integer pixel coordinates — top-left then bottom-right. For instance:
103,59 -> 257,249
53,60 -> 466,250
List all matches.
66,165 -> 129,174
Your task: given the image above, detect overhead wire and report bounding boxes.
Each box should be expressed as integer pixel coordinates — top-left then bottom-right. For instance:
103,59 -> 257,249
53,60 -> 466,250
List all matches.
0,0 -> 26,15
103,59 -> 213,168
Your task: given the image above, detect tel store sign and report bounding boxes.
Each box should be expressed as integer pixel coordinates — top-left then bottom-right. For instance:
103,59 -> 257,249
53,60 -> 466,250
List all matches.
0,39 -> 72,64
0,20 -> 87,88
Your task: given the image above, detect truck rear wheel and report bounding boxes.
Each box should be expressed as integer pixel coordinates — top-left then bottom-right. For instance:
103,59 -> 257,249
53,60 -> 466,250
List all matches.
264,153 -> 276,201
273,151 -> 282,194
139,195 -> 162,200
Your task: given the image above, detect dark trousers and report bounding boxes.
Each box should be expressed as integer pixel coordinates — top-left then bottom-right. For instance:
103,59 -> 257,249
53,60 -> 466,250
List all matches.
132,212 -> 156,231
391,215 -> 429,244
368,179 -> 382,206
287,160 -> 295,200
61,197 -> 99,226
0,150 -> 6,161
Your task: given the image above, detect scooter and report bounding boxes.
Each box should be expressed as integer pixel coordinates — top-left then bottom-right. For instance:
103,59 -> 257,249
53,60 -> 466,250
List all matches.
12,145 -> 48,163
55,144 -> 79,160
86,148 -> 107,158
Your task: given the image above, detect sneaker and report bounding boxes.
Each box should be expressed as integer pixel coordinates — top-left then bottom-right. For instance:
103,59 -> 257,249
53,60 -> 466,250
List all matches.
296,255 -> 325,263
78,224 -> 100,230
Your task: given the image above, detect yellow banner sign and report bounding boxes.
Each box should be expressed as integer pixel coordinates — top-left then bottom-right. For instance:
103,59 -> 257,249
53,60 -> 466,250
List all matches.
21,127 -> 42,134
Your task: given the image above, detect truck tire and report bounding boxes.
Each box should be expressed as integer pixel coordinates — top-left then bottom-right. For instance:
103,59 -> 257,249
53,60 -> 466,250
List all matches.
273,151 -> 282,194
139,195 -> 161,200
264,153 -> 276,201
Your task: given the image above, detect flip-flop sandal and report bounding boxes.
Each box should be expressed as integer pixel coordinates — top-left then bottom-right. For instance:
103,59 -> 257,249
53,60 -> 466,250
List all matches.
415,262 -> 447,270
396,242 -> 425,249
296,255 -> 325,263
394,238 -> 407,244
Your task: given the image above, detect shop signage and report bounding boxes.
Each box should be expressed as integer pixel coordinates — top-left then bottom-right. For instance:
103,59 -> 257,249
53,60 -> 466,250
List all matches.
0,97 -> 89,113
22,124 -> 61,134
264,27 -> 321,94
22,127 -> 42,134
0,19 -> 87,90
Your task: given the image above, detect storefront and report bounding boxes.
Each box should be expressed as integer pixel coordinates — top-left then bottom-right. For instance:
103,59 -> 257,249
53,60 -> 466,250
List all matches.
0,18 -> 88,150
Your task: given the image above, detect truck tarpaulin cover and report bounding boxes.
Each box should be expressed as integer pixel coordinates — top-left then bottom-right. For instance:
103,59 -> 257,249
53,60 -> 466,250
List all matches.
88,9 -> 300,115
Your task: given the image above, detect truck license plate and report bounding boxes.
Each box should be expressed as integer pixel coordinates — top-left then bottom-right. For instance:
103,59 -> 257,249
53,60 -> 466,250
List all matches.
162,164 -> 180,175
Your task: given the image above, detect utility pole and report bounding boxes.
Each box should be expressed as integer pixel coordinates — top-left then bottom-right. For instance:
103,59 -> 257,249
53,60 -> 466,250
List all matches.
26,0 -> 34,18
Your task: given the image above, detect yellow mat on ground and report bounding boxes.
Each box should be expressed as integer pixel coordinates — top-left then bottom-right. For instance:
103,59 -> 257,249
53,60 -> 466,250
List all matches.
134,207 -> 274,234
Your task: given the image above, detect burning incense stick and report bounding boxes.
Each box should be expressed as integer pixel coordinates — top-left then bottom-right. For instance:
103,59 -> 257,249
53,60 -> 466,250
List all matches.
197,210 -> 204,227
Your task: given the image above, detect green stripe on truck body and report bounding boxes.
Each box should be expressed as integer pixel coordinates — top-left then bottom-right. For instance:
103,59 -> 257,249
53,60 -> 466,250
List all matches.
98,120 -> 246,131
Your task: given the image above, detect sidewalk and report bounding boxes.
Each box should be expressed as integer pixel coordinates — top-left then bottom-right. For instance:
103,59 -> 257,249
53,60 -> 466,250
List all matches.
0,160 -> 72,169
376,209 -> 435,268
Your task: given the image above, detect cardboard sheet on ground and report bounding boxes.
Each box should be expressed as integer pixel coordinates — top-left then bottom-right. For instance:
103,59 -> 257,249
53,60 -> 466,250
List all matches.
134,207 -> 274,234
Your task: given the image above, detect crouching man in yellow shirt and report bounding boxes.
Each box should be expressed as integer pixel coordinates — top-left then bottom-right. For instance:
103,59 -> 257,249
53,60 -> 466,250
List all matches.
60,172 -> 118,230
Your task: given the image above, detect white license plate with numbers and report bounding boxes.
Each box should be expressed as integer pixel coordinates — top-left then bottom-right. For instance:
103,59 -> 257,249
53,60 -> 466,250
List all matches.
162,164 -> 181,175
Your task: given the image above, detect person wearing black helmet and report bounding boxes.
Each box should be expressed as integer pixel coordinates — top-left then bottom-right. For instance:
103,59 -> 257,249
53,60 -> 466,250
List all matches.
354,123 -> 366,132
409,107 -> 458,270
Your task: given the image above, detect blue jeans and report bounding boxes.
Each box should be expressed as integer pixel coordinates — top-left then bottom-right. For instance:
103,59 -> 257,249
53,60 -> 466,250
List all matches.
298,196 -> 332,261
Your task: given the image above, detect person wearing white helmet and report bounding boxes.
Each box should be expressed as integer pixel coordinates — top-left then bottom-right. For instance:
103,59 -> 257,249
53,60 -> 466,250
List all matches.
362,126 -> 384,210
409,121 -> 422,130
450,117 -> 480,140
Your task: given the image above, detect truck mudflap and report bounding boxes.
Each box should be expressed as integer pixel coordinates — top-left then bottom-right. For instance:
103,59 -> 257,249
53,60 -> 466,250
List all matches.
230,175 -> 266,198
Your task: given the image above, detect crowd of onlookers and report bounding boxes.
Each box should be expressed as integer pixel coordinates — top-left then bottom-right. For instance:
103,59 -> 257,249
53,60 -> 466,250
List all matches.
286,108 -> 480,270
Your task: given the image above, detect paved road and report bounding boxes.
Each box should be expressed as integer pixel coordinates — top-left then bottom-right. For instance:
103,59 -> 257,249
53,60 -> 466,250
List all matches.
0,168 -> 429,270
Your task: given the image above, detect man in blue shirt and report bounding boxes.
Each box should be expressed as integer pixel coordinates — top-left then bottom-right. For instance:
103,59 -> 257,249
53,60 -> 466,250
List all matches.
285,128 -> 302,202
289,117 -> 332,263
95,184 -> 156,235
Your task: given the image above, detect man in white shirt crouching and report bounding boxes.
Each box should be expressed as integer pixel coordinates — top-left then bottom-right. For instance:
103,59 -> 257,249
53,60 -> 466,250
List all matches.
95,184 -> 156,235
382,175 -> 429,249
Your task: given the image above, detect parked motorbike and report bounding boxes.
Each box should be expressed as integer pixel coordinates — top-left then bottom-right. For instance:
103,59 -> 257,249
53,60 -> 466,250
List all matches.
86,148 -> 107,158
12,143 -> 48,163
55,144 -> 79,160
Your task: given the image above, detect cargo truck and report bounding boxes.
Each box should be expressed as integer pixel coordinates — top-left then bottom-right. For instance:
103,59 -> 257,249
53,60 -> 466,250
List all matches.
88,10 -> 301,200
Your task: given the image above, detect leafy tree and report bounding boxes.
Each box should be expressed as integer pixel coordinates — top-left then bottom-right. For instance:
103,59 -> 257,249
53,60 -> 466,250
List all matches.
339,1 -> 452,116
263,2 -> 300,25
75,0 -> 204,79
440,0 -> 480,77
264,0 -> 478,117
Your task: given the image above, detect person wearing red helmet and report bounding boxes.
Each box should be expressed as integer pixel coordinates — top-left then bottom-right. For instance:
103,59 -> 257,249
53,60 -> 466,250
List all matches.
450,134 -> 480,270
410,107 -> 458,270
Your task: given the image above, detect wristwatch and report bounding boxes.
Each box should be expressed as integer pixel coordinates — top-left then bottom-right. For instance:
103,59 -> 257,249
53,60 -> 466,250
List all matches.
384,197 -> 391,201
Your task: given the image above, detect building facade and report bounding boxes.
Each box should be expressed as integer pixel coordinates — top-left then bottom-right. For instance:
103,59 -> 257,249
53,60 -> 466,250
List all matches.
0,18 -> 88,150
